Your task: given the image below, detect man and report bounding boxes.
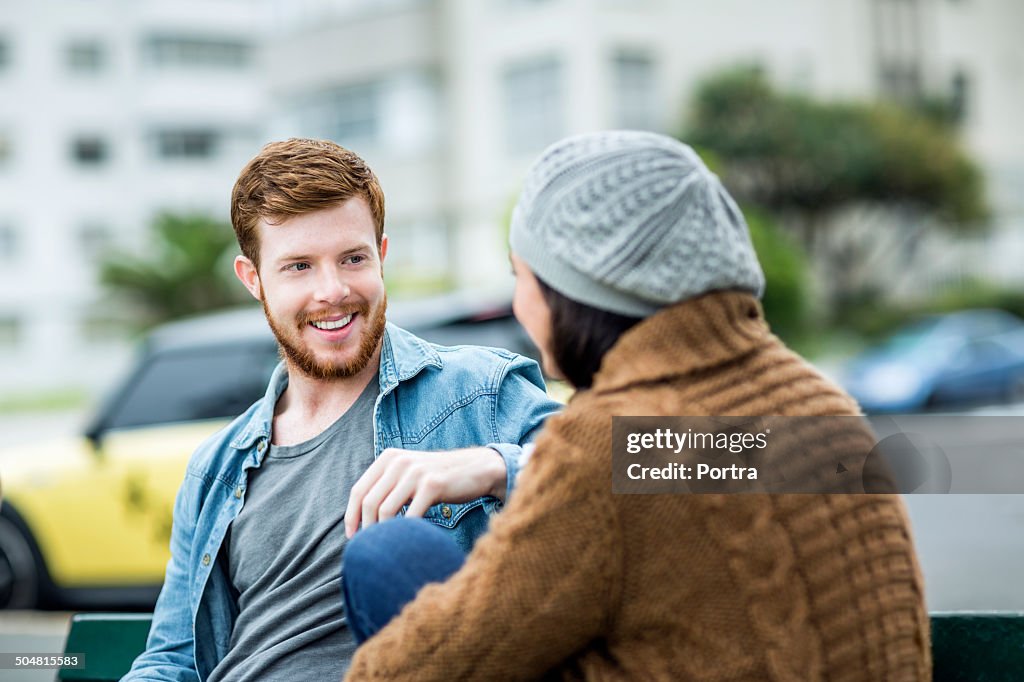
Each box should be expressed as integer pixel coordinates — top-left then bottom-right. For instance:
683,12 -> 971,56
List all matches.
124,138 -> 561,681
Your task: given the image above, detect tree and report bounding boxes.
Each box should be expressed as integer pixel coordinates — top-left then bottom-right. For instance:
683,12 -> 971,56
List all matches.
100,213 -> 249,328
685,67 -> 988,316
744,207 -> 810,340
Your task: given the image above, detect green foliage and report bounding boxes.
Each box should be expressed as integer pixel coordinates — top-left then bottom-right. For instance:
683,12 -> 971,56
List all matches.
100,213 -> 248,327
829,291 -> 912,340
908,94 -> 965,130
684,66 -> 990,324
838,279 -> 1024,340
686,66 -> 988,228
384,272 -> 456,298
0,387 -> 89,414
928,281 -> 1024,320
744,207 -> 810,340
867,104 -> 988,226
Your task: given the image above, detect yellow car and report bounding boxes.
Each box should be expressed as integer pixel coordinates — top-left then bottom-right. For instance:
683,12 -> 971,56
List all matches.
0,293 -> 550,610
0,308 -> 280,610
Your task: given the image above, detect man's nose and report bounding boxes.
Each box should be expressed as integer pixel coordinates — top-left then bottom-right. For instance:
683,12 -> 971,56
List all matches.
314,267 -> 351,304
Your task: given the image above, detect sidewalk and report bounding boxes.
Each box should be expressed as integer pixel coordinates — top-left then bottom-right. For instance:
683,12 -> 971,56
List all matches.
0,611 -> 72,682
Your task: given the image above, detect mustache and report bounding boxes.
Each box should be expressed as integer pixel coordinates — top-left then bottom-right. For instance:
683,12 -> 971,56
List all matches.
296,303 -> 370,327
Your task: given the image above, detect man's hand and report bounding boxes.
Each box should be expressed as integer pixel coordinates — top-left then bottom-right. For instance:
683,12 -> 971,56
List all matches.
344,447 -> 507,538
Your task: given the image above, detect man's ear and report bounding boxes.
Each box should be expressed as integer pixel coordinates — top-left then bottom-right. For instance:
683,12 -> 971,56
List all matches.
378,232 -> 389,274
234,255 -> 263,301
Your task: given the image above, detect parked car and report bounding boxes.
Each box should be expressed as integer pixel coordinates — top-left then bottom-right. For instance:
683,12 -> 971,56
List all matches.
0,291 -> 547,610
841,309 -> 1024,413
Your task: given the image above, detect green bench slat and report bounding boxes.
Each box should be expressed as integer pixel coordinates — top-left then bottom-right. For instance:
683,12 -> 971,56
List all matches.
58,613 -> 152,681
932,611 -> 1024,682
59,610 -> 1024,680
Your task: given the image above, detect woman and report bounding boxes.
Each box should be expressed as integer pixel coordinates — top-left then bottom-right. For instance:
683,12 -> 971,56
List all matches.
342,131 -> 930,680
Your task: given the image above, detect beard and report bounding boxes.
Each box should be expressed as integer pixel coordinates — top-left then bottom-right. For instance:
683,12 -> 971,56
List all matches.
262,293 -> 388,380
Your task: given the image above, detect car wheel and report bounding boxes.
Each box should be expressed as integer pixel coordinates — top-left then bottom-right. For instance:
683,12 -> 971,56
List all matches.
0,509 -> 43,609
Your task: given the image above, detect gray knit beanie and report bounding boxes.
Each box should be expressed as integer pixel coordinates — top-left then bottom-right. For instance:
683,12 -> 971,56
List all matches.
509,131 -> 765,317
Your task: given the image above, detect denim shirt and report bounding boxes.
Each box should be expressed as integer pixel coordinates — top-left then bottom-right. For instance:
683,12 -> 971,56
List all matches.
124,323 -> 561,681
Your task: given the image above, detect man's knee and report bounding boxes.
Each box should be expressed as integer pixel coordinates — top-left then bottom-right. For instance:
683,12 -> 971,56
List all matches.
343,517 -> 464,584
342,517 -> 467,644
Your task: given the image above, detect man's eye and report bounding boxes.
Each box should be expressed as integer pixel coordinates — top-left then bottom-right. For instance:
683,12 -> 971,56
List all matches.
347,255 -> 365,265
286,263 -> 310,271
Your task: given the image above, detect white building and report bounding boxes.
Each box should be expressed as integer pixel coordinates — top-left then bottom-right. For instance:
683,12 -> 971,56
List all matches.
0,0 -> 267,394
264,0 -> 1023,296
1,0 -> 1021,395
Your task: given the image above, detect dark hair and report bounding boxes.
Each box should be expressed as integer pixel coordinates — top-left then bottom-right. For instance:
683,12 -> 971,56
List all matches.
536,277 -> 643,389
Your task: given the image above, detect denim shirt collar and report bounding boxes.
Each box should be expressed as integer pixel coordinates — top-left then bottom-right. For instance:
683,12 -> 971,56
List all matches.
228,322 -> 441,452
377,321 -> 443,390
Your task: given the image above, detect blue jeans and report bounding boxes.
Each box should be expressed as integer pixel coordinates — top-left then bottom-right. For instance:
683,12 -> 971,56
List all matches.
342,517 -> 468,644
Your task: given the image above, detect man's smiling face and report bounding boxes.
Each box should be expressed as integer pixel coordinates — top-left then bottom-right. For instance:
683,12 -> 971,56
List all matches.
236,196 -> 388,380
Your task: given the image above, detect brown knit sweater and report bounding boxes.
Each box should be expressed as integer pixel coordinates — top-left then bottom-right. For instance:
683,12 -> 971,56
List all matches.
345,291 -> 931,681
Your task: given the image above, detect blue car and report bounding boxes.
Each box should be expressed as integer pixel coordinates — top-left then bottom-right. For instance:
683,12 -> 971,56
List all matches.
841,309 -> 1024,413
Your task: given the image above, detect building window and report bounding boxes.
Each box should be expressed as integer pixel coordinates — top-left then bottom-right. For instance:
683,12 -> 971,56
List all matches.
878,61 -> 921,102
502,0 -> 555,6
872,0 -> 924,103
71,136 -> 110,166
153,129 -> 220,160
66,40 -> 107,73
0,132 -> 11,165
0,315 -> 20,347
301,82 -> 381,149
80,314 -> 132,344
949,68 -> 970,124
384,218 -> 451,287
502,56 -> 565,155
0,224 -> 18,261
612,50 -> 656,131
143,35 -> 252,69
79,223 -> 113,261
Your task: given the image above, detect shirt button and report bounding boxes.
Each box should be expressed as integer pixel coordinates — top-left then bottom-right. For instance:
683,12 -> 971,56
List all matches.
441,505 -> 452,519
257,440 -> 266,453
235,487 -> 244,499
202,554 -> 211,567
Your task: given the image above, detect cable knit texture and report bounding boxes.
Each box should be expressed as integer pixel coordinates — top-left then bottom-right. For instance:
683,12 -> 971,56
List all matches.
345,291 -> 931,681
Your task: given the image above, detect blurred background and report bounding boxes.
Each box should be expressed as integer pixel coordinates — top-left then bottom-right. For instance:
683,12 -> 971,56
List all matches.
2,0 -> 1024,408
1,0 -> 1023,672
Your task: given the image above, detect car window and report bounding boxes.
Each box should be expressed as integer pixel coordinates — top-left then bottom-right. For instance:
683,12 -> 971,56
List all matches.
414,317 -> 540,364
973,314 -> 1020,337
105,343 -> 280,430
962,339 -> 1012,364
881,319 -> 942,353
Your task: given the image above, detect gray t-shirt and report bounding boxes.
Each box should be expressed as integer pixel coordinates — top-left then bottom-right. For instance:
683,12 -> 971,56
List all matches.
208,375 -> 379,681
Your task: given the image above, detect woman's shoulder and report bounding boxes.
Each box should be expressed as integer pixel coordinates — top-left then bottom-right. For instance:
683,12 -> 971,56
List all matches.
522,395 -> 612,473
531,389 -> 653,463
